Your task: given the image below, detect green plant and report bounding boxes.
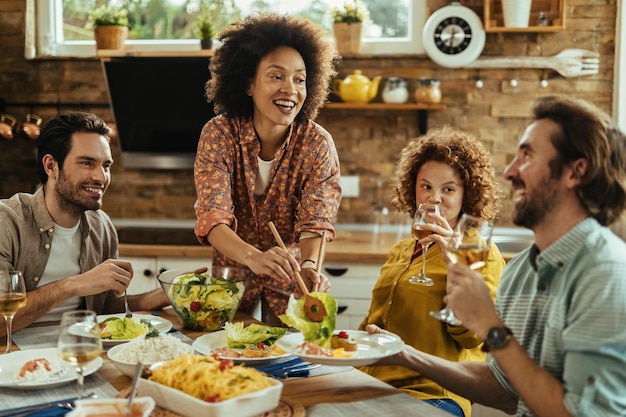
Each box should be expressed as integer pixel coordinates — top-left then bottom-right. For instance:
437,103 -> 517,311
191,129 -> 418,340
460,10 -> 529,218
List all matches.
88,5 -> 129,27
330,0 -> 370,24
193,12 -> 216,40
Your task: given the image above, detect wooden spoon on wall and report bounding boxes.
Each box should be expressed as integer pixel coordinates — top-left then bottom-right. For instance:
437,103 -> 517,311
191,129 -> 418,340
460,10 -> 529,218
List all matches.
268,222 -> 327,322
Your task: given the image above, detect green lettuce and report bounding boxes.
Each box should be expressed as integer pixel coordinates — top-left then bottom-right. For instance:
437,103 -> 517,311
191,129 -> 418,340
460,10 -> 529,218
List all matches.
224,322 -> 287,348
278,292 -> 337,348
99,317 -> 147,340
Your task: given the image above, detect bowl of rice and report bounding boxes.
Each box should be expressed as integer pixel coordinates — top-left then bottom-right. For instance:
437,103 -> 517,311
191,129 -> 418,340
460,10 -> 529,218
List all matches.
158,266 -> 252,332
107,334 -> 194,377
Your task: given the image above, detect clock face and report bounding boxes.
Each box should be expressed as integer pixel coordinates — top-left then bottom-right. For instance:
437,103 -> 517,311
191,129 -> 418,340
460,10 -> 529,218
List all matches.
422,4 -> 486,68
435,17 -> 473,55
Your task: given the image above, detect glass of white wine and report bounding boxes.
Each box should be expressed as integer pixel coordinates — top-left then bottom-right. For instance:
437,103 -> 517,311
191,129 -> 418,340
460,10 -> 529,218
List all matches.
57,310 -> 103,398
0,270 -> 27,354
429,214 -> 494,325
408,203 -> 440,286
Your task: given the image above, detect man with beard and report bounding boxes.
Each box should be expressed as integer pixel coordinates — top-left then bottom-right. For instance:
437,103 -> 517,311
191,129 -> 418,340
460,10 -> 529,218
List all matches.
0,112 -> 169,337
366,96 -> 626,417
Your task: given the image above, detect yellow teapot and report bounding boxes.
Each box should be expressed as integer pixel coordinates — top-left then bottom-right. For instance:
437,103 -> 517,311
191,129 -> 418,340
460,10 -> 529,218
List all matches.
332,70 -> 382,103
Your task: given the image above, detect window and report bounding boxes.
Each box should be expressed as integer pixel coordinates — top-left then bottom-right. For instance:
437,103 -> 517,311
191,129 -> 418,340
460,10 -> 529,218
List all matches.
35,0 -> 426,57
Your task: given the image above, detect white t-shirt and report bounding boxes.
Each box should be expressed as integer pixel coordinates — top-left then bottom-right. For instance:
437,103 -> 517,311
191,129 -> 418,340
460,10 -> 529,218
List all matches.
35,222 -> 82,322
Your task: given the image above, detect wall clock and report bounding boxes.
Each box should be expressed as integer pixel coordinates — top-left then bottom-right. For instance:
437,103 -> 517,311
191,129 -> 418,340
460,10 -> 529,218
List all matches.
422,1 -> 486,68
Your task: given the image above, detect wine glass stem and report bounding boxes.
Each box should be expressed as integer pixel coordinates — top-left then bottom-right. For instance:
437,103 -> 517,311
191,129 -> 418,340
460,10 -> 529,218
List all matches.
420,243 -> 429,276
76,366 -> 85,398
4,316 -> 13,354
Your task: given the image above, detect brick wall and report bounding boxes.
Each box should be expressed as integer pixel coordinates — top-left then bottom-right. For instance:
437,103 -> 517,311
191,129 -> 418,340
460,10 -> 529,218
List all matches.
0,0 -> 618,227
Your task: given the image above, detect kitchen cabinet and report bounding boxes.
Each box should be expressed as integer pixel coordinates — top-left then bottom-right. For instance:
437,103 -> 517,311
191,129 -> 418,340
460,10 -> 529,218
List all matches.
323,261 -> 382,329
123,256 -> 211,295
484,0 -> 566,32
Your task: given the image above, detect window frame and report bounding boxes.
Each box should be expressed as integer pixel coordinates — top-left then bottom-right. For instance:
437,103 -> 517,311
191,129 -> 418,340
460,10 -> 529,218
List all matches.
35,0 -> 427,58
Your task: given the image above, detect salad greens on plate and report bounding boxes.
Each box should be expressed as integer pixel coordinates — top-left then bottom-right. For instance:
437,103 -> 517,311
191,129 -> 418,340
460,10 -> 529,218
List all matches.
224,322 -> 287,348
279,292 -> 337,348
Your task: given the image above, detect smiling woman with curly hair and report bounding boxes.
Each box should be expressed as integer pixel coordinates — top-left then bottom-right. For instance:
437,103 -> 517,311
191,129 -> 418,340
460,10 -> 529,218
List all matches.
358,126 -> 505,417
193,14 -> 342,326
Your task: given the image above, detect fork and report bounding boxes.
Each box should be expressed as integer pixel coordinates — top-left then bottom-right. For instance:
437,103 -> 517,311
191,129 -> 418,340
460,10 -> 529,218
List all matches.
467,48 -> 600,78
124,290 -> 132,318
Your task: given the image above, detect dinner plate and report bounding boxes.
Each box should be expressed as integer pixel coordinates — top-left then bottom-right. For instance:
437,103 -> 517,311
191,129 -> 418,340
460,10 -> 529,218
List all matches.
96,313 -> 172,345
192,330 -> 293,365
0,347 -> 103,389
274,330 -> 404,367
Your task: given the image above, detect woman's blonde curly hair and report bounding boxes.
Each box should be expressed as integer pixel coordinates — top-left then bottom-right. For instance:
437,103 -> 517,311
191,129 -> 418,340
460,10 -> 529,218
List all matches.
392,126 -> 502,222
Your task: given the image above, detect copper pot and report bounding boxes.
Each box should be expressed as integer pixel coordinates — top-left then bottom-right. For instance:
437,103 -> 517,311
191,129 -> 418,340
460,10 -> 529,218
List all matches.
0,114 -> 17,140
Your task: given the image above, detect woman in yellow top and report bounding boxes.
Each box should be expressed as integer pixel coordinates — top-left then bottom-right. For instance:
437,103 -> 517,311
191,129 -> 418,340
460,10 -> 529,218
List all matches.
358,126 -> 505,417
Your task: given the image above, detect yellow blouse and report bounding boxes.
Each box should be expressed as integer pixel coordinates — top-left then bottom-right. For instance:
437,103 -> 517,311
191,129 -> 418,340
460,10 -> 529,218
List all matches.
358,237 -> 505,417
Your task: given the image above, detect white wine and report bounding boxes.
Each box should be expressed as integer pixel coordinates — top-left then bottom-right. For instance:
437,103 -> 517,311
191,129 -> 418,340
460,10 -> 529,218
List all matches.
0,293 -> 27,316
447,246 -> 488,270
412,227 -> 432,240
59,344 -> 102,365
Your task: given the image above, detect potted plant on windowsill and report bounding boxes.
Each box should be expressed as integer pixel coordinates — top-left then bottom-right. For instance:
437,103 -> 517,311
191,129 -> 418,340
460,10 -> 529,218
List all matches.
330,0 -> 370,55
88,5 -> 129,50
193,11 -> 216,50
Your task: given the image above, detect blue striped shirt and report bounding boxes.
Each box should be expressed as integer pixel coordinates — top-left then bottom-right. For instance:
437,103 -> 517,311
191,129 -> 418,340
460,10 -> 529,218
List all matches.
489,218 -> 626,417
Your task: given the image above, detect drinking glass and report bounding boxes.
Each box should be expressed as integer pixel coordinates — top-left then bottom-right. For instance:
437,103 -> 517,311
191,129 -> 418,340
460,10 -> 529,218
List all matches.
408,203 -> 440,286
57,310 -> 103,398
429,214 -> 494,325
0,270 -> 27,354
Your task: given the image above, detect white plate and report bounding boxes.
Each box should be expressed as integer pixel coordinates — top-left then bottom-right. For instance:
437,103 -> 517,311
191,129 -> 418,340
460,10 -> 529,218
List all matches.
274,330 -> 404,367
97,313 -> 172,345
0,347 -> 103,389
192,330 -> 293,365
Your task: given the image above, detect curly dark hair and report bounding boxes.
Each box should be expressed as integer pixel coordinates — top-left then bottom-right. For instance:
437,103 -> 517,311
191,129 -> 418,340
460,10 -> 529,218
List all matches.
392,126 -> 501,222
206,14 -> 339,122
532,95 -> 626,226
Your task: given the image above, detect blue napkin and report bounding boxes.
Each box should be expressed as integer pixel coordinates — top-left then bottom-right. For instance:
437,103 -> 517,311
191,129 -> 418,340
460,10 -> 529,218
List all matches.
255,357 -> 313,378
18,407 -> 69,417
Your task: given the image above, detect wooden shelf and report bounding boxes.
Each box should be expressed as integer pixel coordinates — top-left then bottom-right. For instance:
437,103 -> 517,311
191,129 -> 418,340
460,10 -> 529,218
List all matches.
322,102 -> 446,132
323,102 -> 446,111
484,0 -> 565,32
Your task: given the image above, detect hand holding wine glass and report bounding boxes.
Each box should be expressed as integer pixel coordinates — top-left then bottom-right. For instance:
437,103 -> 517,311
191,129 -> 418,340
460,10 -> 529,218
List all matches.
408,203 -> 440,286
0,270 -> 27,354
429,214 -> 494,325
57,310 -> 103,398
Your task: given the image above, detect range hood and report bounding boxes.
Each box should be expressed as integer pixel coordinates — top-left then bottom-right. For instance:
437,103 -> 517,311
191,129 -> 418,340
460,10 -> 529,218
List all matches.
101,55 -> 216,169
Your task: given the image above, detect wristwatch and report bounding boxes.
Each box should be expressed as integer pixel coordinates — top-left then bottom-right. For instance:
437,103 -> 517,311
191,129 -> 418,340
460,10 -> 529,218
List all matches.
482,326 -> 513,352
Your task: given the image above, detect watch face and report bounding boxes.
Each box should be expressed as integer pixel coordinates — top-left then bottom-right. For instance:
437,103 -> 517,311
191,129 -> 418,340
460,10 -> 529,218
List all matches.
435,17 -> 473,55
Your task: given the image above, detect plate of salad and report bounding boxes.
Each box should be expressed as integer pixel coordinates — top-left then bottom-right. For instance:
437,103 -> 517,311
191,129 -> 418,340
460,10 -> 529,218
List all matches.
97,314 -> 172,345
192,322 -> 293,365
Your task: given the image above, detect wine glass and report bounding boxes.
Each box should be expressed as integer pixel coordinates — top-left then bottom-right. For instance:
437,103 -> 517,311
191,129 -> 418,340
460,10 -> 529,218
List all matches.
0,270 -> 27,354
429,214 -> 494,326
57,310 -> 103,398
408,203 -> 440,286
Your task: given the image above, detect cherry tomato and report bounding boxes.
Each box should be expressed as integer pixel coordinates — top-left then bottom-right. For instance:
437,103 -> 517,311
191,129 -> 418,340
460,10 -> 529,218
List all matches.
219,359 -> 233,371
204,395 -> 220,403
337,330 -> 349,339
190,301 -> 201,312
257,342 -> 266,349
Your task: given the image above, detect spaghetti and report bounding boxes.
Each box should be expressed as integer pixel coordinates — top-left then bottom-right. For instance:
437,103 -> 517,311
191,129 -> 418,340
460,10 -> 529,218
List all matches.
148,354 -> 273,402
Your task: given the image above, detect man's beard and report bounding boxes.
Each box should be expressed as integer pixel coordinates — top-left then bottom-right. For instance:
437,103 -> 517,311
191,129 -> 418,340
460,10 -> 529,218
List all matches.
55,171 -> 103,217
512,176 -> 558,229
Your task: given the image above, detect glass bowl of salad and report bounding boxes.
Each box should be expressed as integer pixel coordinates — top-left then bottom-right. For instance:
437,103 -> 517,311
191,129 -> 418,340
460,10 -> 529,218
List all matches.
158,266 -> 252,331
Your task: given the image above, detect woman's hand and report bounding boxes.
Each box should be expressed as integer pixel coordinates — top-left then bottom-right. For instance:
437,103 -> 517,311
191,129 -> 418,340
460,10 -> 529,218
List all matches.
299,268 -> 331,295
420,211 -> 454,254
246,246 -> 299,284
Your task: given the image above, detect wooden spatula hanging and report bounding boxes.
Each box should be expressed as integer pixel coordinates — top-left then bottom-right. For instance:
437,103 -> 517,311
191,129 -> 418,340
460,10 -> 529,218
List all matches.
268,222 -> 327,322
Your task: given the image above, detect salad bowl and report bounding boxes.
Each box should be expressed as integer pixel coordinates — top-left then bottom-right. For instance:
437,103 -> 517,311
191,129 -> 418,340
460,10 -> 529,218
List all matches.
158,266 -> 252,331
